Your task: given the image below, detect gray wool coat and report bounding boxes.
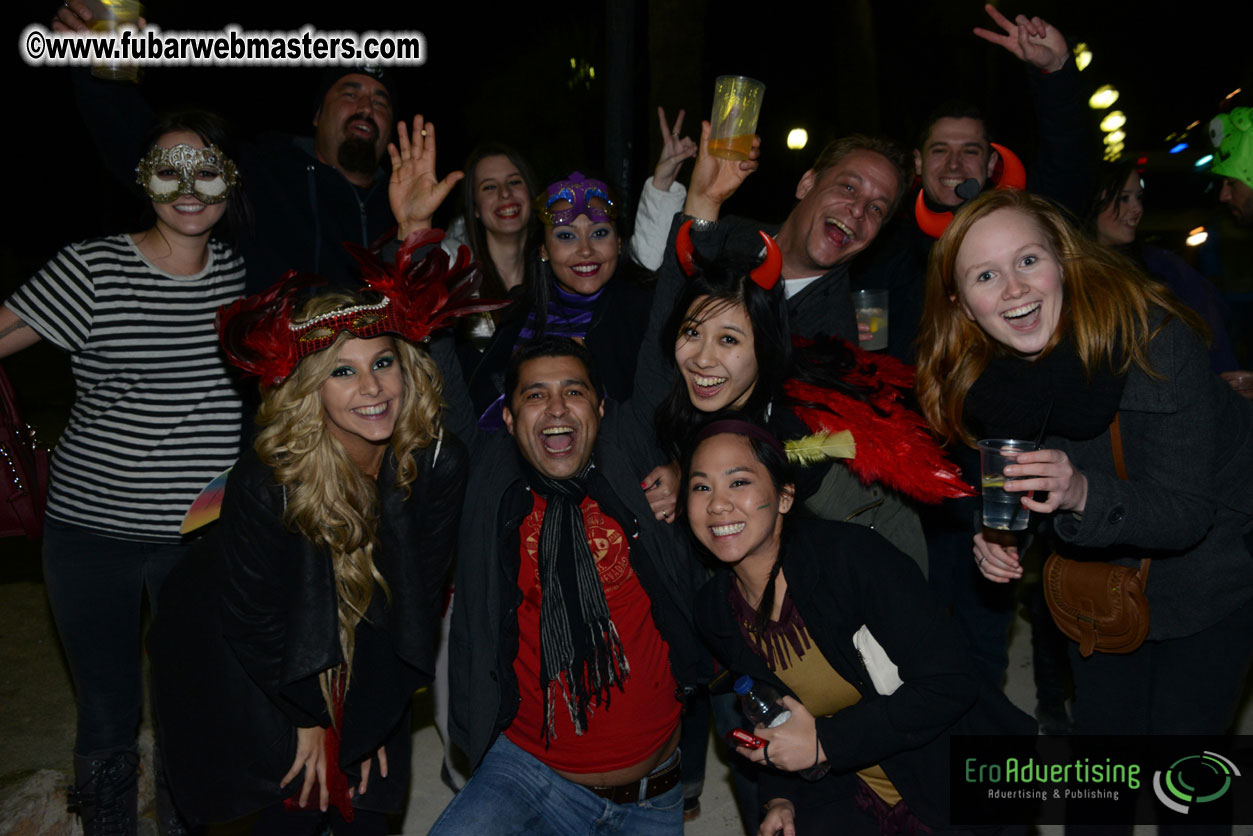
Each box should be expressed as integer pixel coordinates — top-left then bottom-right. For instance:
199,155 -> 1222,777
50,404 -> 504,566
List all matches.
1049,316 -> 1253,639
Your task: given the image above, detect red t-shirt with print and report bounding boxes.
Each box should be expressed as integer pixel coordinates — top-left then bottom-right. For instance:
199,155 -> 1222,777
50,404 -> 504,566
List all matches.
505,493 -> 679,772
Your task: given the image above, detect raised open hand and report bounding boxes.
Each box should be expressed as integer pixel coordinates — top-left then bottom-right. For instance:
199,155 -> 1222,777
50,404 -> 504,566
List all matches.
388,115 -> 464,240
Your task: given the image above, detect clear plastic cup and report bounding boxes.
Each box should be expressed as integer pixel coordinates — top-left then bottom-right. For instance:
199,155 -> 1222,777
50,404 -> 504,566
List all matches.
977,439 -> 1039,531
709,75 -> 765,161
85,0 -> 143,82
852,289 -> 889,351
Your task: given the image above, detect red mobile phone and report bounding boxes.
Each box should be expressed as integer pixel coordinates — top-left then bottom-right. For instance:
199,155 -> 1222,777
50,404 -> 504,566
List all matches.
726,728 -> 766,749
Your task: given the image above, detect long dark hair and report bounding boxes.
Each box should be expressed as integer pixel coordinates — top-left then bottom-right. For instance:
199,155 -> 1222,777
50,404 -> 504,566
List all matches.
139,109 -> 253,246
655,259 -> 789,458
655,257 -> 880,459
1082,159 -> 1142,234
456,143 -> 539,299
520,172 -> 646,336
682,414 -> 796,632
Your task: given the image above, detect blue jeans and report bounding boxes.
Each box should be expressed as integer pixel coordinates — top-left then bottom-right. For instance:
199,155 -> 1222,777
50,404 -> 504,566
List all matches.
42,518 -> 190,753
427,734 -> 683,836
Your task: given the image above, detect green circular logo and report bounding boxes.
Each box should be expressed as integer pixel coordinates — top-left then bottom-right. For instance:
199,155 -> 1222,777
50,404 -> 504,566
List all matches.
1153,752 -> 1240,815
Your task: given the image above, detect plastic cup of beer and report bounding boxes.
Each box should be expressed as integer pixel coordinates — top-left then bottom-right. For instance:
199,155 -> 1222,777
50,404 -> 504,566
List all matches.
709,75 -> 765,161
84,0 -> 143,82
852,289 -> 889,351
977,439 -> 1039,531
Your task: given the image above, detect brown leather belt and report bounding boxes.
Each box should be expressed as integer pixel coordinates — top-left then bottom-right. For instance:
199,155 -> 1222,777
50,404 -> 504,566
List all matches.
585,752 -> 681,804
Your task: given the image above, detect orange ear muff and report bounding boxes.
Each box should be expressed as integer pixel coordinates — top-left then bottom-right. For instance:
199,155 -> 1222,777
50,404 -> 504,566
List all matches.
914,143 -> 1029,239
989,143 -> 1026,190
915,191 -> 952,239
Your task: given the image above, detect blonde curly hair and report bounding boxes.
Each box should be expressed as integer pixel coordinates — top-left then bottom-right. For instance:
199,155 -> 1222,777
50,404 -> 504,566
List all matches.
253,290 -> 444,717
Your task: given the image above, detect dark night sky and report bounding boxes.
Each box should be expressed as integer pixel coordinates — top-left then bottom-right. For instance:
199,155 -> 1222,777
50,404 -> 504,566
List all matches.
1,0 -> 1250,448
7,0 -> 1252,270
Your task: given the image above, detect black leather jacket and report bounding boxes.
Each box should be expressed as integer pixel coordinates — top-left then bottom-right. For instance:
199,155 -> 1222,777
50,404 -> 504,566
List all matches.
150,439 -> 466,823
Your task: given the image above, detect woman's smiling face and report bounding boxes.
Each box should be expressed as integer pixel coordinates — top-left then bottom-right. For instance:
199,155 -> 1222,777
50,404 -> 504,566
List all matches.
319,336 -> 402,464
473,154 -> 530,236
953,207 -> 1064,360
674,296 -> 759,412
541,204 -> 620,296
687,433 -> 793,568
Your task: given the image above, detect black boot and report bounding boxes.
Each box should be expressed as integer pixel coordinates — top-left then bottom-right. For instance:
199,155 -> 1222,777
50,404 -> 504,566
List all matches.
68,747 -> 139,836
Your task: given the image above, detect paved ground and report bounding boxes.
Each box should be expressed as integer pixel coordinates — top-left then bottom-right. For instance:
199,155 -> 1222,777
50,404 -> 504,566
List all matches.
3,535 -> 1251,835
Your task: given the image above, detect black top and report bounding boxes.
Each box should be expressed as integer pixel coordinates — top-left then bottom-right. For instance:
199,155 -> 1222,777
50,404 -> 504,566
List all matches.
466,275 -> 655,418
149,439 -> 466,823
696,518 -> 1035,827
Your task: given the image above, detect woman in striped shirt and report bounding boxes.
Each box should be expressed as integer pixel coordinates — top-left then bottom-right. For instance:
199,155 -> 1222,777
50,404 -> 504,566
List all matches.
0,109 -> 249,836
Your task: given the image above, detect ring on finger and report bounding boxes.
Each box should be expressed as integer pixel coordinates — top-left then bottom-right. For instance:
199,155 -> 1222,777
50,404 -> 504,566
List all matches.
977,556 -> 987,566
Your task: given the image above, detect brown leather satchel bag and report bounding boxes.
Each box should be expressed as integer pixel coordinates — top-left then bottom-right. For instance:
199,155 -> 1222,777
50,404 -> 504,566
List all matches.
1042,414 -> 1150,658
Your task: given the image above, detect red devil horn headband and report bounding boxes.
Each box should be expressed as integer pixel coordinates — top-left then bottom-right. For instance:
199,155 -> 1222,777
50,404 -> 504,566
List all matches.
750,230 -> 782,289
676,219 -> 699,276
674,220 -> 782,289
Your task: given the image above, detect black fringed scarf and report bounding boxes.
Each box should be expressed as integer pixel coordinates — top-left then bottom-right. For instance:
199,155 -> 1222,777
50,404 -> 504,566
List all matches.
963,334 -> 1128,442
520,456 -> 631,745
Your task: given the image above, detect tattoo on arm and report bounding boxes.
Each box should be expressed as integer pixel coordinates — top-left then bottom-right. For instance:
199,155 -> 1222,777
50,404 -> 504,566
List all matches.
0,319 -> 30,340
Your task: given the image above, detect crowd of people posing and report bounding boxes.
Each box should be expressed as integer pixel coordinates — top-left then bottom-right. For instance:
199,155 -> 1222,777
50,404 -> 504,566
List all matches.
7,4 -> 1253,836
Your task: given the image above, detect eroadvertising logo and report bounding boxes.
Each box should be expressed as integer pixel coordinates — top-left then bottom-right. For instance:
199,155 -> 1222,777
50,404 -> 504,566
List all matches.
1152,751 -> 1241,815
950,736 -> 1252,826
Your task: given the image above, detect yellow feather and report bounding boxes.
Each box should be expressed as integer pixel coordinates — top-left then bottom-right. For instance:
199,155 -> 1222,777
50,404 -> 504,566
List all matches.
784,431 -> 856,465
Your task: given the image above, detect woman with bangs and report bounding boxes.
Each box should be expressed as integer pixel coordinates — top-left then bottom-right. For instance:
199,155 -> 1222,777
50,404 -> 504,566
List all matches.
150,243 -> 479,833
915,188 -> 1253,743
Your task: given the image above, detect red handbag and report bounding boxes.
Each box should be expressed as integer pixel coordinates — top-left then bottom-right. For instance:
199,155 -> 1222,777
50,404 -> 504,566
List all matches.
0,363 -> 49,539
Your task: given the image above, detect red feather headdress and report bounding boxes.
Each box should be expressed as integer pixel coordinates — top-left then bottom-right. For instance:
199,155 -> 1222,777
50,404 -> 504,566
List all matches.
217,229 -> 506,387
784,336 -> 975,503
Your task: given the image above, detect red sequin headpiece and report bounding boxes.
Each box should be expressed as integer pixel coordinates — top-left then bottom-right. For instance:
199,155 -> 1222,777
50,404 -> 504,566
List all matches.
291,296 -> 394,358
217,229 -> 506,387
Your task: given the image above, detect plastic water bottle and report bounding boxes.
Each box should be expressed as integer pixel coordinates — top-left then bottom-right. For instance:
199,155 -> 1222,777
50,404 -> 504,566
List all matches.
734,675 -> 830,781
733,675 -> 791,728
